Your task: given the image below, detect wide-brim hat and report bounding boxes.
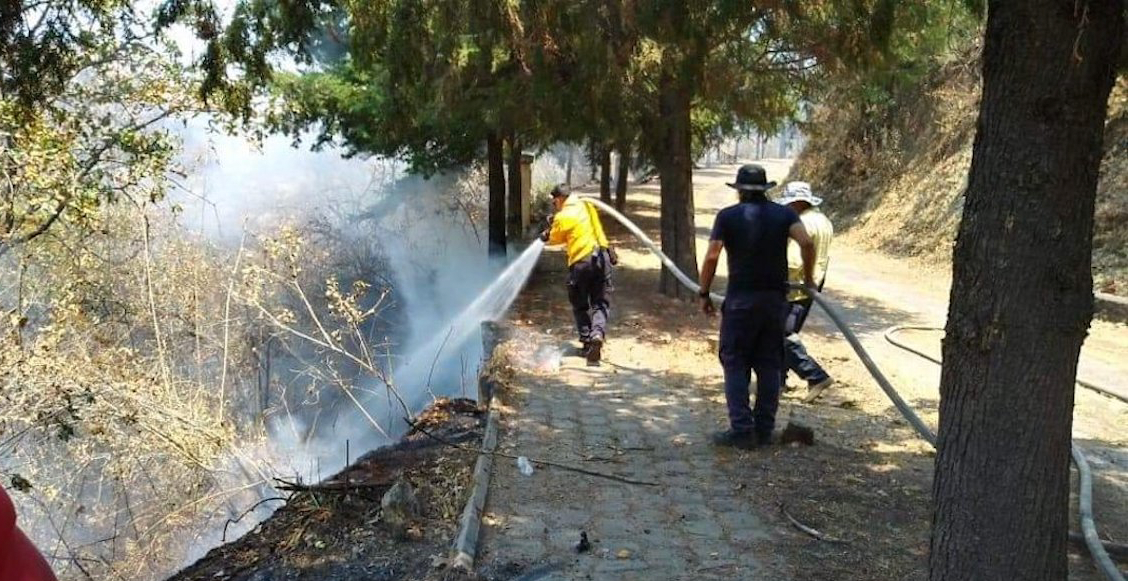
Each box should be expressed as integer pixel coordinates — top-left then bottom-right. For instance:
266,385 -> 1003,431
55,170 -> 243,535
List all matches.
775,181 -> 823,207
726,164 -> 776,192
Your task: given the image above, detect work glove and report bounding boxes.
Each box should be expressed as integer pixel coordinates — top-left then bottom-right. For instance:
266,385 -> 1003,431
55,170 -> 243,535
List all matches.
607,247 -> 619,266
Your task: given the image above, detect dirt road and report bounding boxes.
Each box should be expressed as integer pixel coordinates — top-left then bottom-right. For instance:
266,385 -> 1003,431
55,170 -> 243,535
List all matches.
691,161 -> 1128,433
477,161 -> 1128,580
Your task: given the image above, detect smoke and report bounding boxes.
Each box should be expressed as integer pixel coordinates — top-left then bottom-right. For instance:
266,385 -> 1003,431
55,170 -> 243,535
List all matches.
165,120 -> 553,569
3,111 -> 565,578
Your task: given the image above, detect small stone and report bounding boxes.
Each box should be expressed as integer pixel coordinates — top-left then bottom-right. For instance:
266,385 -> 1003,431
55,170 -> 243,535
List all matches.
780,422 -> 815,446
381,477 -> 421,538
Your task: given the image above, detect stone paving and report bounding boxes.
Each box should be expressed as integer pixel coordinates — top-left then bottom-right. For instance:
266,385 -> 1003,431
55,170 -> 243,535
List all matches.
478,339 -> 788,581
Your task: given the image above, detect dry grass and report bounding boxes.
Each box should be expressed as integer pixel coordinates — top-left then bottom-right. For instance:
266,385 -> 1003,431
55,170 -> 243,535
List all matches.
793,59 -> 1128,294
0,203 -> 406,580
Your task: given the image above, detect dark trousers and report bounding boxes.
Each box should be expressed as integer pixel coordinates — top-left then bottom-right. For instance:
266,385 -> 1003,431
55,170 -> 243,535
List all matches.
567,250 -> 612,343
783,300 -> 830,385
718,292 -> 786,436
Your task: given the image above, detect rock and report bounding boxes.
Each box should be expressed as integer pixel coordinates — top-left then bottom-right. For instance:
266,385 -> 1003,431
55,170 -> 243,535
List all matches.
779,422 -> 815,446
381,477 -> 421,539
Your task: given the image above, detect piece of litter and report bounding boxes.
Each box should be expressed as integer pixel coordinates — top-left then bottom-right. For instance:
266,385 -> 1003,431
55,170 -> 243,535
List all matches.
517,456 -> 534,476
616,549 -> 632,559
576,531 -> 591,553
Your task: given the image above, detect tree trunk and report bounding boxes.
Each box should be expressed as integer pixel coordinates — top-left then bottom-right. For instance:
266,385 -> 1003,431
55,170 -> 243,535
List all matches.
588,140 -> 598,183
930,2 -> 1122,581
599,146 -> 612,203
565,146 -> 574,188
487,132 -> 507,258
656,76 -> 698,298
506,135 -> 523,240
615,142 -> 631,211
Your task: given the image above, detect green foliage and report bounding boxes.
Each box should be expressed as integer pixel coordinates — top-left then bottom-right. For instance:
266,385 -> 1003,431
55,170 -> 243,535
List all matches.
815,1 -> 983,108
161,0 -> 982,177
0,1 -> 199,256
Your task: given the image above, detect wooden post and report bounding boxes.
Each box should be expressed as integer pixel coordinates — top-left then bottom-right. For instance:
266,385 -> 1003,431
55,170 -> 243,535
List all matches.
520,152 -> 534,231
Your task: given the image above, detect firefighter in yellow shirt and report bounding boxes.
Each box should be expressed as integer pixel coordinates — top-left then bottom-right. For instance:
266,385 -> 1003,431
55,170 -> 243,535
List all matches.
778,181 -> 835,402
541,185 -> 617,364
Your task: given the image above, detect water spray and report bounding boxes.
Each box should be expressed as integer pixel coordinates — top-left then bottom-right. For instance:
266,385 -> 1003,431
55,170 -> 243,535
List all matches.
392,239 -> 546,412
579,195 -> 1125,581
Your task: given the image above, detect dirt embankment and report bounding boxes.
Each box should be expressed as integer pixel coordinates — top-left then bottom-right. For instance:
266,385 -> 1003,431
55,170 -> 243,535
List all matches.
792,56 -> 1128,296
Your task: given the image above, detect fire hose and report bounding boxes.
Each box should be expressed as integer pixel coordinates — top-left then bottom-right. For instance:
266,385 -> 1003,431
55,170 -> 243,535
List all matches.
581,196 -> 1127,581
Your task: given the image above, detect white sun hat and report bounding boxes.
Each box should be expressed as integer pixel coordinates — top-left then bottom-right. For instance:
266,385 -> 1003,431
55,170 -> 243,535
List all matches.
775,181 -> 824,207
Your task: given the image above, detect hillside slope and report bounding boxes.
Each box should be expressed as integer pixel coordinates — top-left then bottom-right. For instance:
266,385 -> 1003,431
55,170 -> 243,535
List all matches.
792,59 -> 1128,296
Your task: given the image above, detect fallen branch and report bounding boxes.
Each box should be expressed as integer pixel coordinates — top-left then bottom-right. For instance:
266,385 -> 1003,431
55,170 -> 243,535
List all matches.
222,496 -> 287,541
780,504 -> 848,544
1069,531 -> 1128,560
404,418 -> 658,487
581,454 -> 624,464
273,478 -> 393,494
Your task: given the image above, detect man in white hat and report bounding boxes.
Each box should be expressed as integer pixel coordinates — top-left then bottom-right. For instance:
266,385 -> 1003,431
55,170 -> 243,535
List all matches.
776,181 -> 835,402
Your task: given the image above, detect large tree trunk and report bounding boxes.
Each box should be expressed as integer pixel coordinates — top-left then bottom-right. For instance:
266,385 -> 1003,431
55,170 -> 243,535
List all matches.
929,2 -> 1122,581
599,146 -> 612,204
506,135 -> 523,240
656,76 -> 698,298
615,142 -> 631,211
487,132 -> 507,258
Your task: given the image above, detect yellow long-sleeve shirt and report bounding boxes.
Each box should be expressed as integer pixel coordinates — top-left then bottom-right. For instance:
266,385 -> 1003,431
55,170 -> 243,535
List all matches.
547,195 -> 610,266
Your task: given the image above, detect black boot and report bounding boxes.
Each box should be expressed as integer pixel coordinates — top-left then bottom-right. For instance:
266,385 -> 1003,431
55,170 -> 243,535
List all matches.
711,429 -> 764,450
586,336 -> 603,366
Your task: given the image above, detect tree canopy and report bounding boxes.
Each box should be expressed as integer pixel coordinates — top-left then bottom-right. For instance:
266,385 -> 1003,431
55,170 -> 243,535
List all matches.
0,1 -> 198,257
162,0 -> 976,285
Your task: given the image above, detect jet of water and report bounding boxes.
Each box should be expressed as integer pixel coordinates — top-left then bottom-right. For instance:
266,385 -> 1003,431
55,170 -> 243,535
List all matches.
393,240 -> 546,407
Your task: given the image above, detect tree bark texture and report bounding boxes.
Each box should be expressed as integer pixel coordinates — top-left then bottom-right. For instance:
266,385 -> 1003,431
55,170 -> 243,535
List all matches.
599,146 -> 612,203
656,76 -> 699,298
930,2 -> 1122,581
506,135 -> 523,240
615,143 -> 631,211
565,146 -> 574,188
487,132 -> 507,258
588,139 -> 598,182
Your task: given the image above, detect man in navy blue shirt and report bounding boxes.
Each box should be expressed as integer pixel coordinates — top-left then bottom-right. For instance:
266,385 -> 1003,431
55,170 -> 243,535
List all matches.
698,164 -> 817,449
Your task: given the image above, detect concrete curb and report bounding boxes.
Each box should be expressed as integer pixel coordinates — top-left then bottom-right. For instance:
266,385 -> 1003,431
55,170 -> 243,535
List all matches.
450,403 -> 499,571
1095,292 -> 1128,324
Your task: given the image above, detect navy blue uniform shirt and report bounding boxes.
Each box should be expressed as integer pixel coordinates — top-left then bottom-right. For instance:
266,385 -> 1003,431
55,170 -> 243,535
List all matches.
709,199 -> 800,300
